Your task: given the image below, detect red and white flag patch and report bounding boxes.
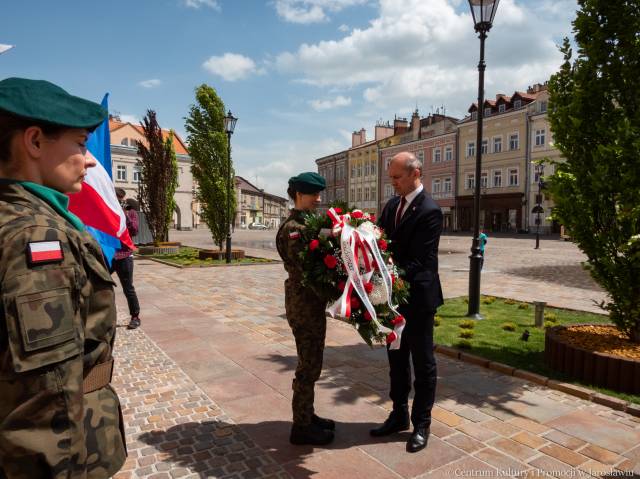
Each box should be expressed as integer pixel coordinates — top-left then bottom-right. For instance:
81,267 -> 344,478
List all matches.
27,241 -> 64,265
289,231 -> 301,240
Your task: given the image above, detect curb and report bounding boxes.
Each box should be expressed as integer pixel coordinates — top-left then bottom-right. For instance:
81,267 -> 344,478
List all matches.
434,344 -> 640,418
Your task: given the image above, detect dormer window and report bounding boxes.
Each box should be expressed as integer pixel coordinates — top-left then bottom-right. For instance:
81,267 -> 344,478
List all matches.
471,111 -> 478,120
120,138 -> 129,146
484,107 -> 492,117
498,104 -> 506,113
539,101 -> 548,112
514,99 -> 522,109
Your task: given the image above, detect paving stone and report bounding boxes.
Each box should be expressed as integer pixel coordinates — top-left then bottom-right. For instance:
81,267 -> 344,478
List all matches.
578,444 -> 622,465
543,430 -> 587,450
539,443 -> 589,467
512,431 -> 548,449
509,417 -> 550,435
528,455 -> 577,478
432,406 -> 464,427
445,433 -> 486,453
487,437 -> 537,462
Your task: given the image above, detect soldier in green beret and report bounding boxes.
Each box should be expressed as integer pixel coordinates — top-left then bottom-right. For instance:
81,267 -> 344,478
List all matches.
0,78 -> 126,478
276,172 -> 335,445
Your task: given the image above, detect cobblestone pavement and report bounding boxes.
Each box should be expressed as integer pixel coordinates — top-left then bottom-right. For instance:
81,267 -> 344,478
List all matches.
108,255 -> 639,478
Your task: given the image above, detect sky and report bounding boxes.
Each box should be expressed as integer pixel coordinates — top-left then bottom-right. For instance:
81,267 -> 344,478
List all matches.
1,0 -> 578,197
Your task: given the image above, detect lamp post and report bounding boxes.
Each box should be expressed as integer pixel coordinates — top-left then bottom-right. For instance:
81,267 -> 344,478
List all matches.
467,0 -> 500,320
223,110 -> 238,263
533,164 -> 545,249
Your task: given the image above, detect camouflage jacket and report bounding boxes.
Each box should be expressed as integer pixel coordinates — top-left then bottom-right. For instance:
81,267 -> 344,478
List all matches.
0,182 -> 126,478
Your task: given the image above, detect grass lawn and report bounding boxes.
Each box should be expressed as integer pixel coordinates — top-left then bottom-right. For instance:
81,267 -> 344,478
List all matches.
142,246 -> 276,267
435,296 -> 640,405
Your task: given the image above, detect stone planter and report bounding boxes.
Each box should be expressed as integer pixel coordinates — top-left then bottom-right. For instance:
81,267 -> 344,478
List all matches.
545,324 -> 640,394
138,242 -> 181,255
198,249 -> 245,261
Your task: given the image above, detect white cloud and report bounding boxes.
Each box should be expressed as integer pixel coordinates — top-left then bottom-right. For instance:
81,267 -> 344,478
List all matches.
119,114 -> 141,125
0,44 -> 14,55
183,0 -> 220,10
203,53 -> 261,81
338,24 -> 350,32
309,95 -> 352,111
273,0 -> 369,24
276,0 -> 575,117
138,79 -> 162,88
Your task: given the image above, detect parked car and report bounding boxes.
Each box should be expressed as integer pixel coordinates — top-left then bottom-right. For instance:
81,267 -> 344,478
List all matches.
248,223 -> 268,230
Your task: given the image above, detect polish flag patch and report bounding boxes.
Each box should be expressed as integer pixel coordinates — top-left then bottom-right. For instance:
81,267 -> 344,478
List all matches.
289,231 -> 301,240
27,241 -> 64,265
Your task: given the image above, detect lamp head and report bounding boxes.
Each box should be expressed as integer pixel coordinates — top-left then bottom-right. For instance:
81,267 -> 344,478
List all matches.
468,0 -> 500,33
223,110 -> 238,135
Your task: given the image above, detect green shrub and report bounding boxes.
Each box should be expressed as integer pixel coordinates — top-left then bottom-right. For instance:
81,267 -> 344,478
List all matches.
434,315 -> 441,327
518,303 -> 530,310
458,319 -> 476,329
544,312 -> 558,322
464,298 -> 469,304
482,296 -> 497,304
544,321 -> 557,329
456,339 -> 473,349
501,322 -> 517,331
503,298 -> 517,305
459,329 -> 475,339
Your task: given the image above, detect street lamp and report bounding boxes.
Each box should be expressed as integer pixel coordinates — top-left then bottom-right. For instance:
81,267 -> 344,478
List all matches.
223,110 -> 238,263
467,0 -> 500,320
532,164 -> 545,249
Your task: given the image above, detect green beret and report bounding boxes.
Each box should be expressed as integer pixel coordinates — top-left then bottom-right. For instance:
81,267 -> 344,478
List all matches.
288,172 -> 326,194
0,77 -> 107,129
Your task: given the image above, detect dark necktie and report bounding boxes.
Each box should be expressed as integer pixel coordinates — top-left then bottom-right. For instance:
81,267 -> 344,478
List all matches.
395,196 -> 406,227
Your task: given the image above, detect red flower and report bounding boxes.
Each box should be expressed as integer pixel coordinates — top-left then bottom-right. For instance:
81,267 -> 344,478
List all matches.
377,239 -> 387,251
334,207 -> 343,214
350,296 -> 361,310
386,331 -> 398,344
323,255 -> 338,269
363,310 -> 373,321
337,280 -> 346,291
351,210 -> 364,219
364,282 -> 373,294
309,239 -> 320,251
392,315 -> 405,326
391,274 -> 396,285
369,214 -> 376,222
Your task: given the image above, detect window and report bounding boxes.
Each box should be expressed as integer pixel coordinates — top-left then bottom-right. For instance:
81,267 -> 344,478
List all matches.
467,142 -> 475,158
357,164 -> 362,177
433,148 -> 441,163
539,101 -> 548,112
351,165 -> 356,177
534,164 -> 544,183
432,179 -> 441,194
509,168 -> 519,186
444,177 -> 452,193
509,133 -> 519,150
133,165 -> 141,183
364,162 -> 370,176
481,139 -> 488,155
471,111 -> 478,120
514,99 -> 522,109
385,157 -> 392,170
493,170 -> 502,187
130,139 -> 138,148
371,161 -> 376,175
364,187 -> 370,201
498,104 -> 506,113
481,172 -> 488,188
116,165 -> 127,181
416,150 -> 424,165
385,184 -> 393,198
357,187 -> 362,201
466,173 -> 475,190
371,186 -> 376,199
350,187 -> 355,200
336,188 -> 344,200
493,136 -> 502,153
484,107 -> 492,117
327,167 -> 333,179
535,129 -> 546,146
120,138 -> 129,146
444,146 -> 453,162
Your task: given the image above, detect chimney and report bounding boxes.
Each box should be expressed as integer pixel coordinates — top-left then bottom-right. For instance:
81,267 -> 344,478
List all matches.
393,117 -> 408,134
411,109 -> 420,140
375,123 -> 394,141
352,128 -> 366,147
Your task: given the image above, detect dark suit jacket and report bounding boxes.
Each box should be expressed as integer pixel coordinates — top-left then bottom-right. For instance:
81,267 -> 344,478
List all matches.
378,189 -> 444,314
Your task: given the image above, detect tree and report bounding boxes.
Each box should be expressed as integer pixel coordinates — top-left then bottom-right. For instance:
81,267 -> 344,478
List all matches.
547,0 -> 640,341
184,84 -> 236,251
137,110 -> 179,244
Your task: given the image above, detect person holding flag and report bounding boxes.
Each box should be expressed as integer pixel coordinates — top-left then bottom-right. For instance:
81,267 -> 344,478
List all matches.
0,78 -> 126,478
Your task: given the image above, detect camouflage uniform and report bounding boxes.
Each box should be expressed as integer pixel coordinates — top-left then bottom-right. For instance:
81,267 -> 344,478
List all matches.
0,182 -> 127,478
276,209 -> 326,427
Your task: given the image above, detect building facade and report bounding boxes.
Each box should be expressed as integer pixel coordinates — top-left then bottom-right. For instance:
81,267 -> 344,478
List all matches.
109,120 -> 195,230
316,150 -> 348,210
235,176 -> 288,229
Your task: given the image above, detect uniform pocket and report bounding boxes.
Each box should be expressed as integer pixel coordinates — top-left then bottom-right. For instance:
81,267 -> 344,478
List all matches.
3,267 -> 83,373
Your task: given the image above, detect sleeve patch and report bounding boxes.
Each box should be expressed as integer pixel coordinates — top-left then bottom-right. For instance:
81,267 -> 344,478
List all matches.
289,231 -> 301,240
27,240 -> 64,265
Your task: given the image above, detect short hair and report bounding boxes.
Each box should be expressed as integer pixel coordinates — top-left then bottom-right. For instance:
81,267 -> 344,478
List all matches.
0,111 -> 68,164
115,187 -> 126,199
393,152 -> 422,176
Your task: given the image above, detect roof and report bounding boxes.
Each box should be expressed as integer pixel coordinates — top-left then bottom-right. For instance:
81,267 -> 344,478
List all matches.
109,119 -> 189,155
235,176 -> 263,194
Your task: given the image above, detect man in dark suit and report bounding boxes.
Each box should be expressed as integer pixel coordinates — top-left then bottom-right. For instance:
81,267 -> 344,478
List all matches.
370,151 -> 444,453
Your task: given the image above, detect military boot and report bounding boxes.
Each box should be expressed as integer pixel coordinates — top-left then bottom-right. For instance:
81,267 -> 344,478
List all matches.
312,413 -> 336,431
290,422 -> 335,445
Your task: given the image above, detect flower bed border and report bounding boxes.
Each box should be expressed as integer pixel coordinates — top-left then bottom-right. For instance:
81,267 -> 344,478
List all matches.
545,324 -> 640,395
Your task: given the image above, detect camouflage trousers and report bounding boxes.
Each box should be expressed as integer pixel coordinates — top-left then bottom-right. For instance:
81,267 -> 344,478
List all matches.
285,285 -> 326,426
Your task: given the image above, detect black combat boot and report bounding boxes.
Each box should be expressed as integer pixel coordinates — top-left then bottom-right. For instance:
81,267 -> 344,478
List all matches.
290,422 -> 335,445
312,413 -> 336,431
